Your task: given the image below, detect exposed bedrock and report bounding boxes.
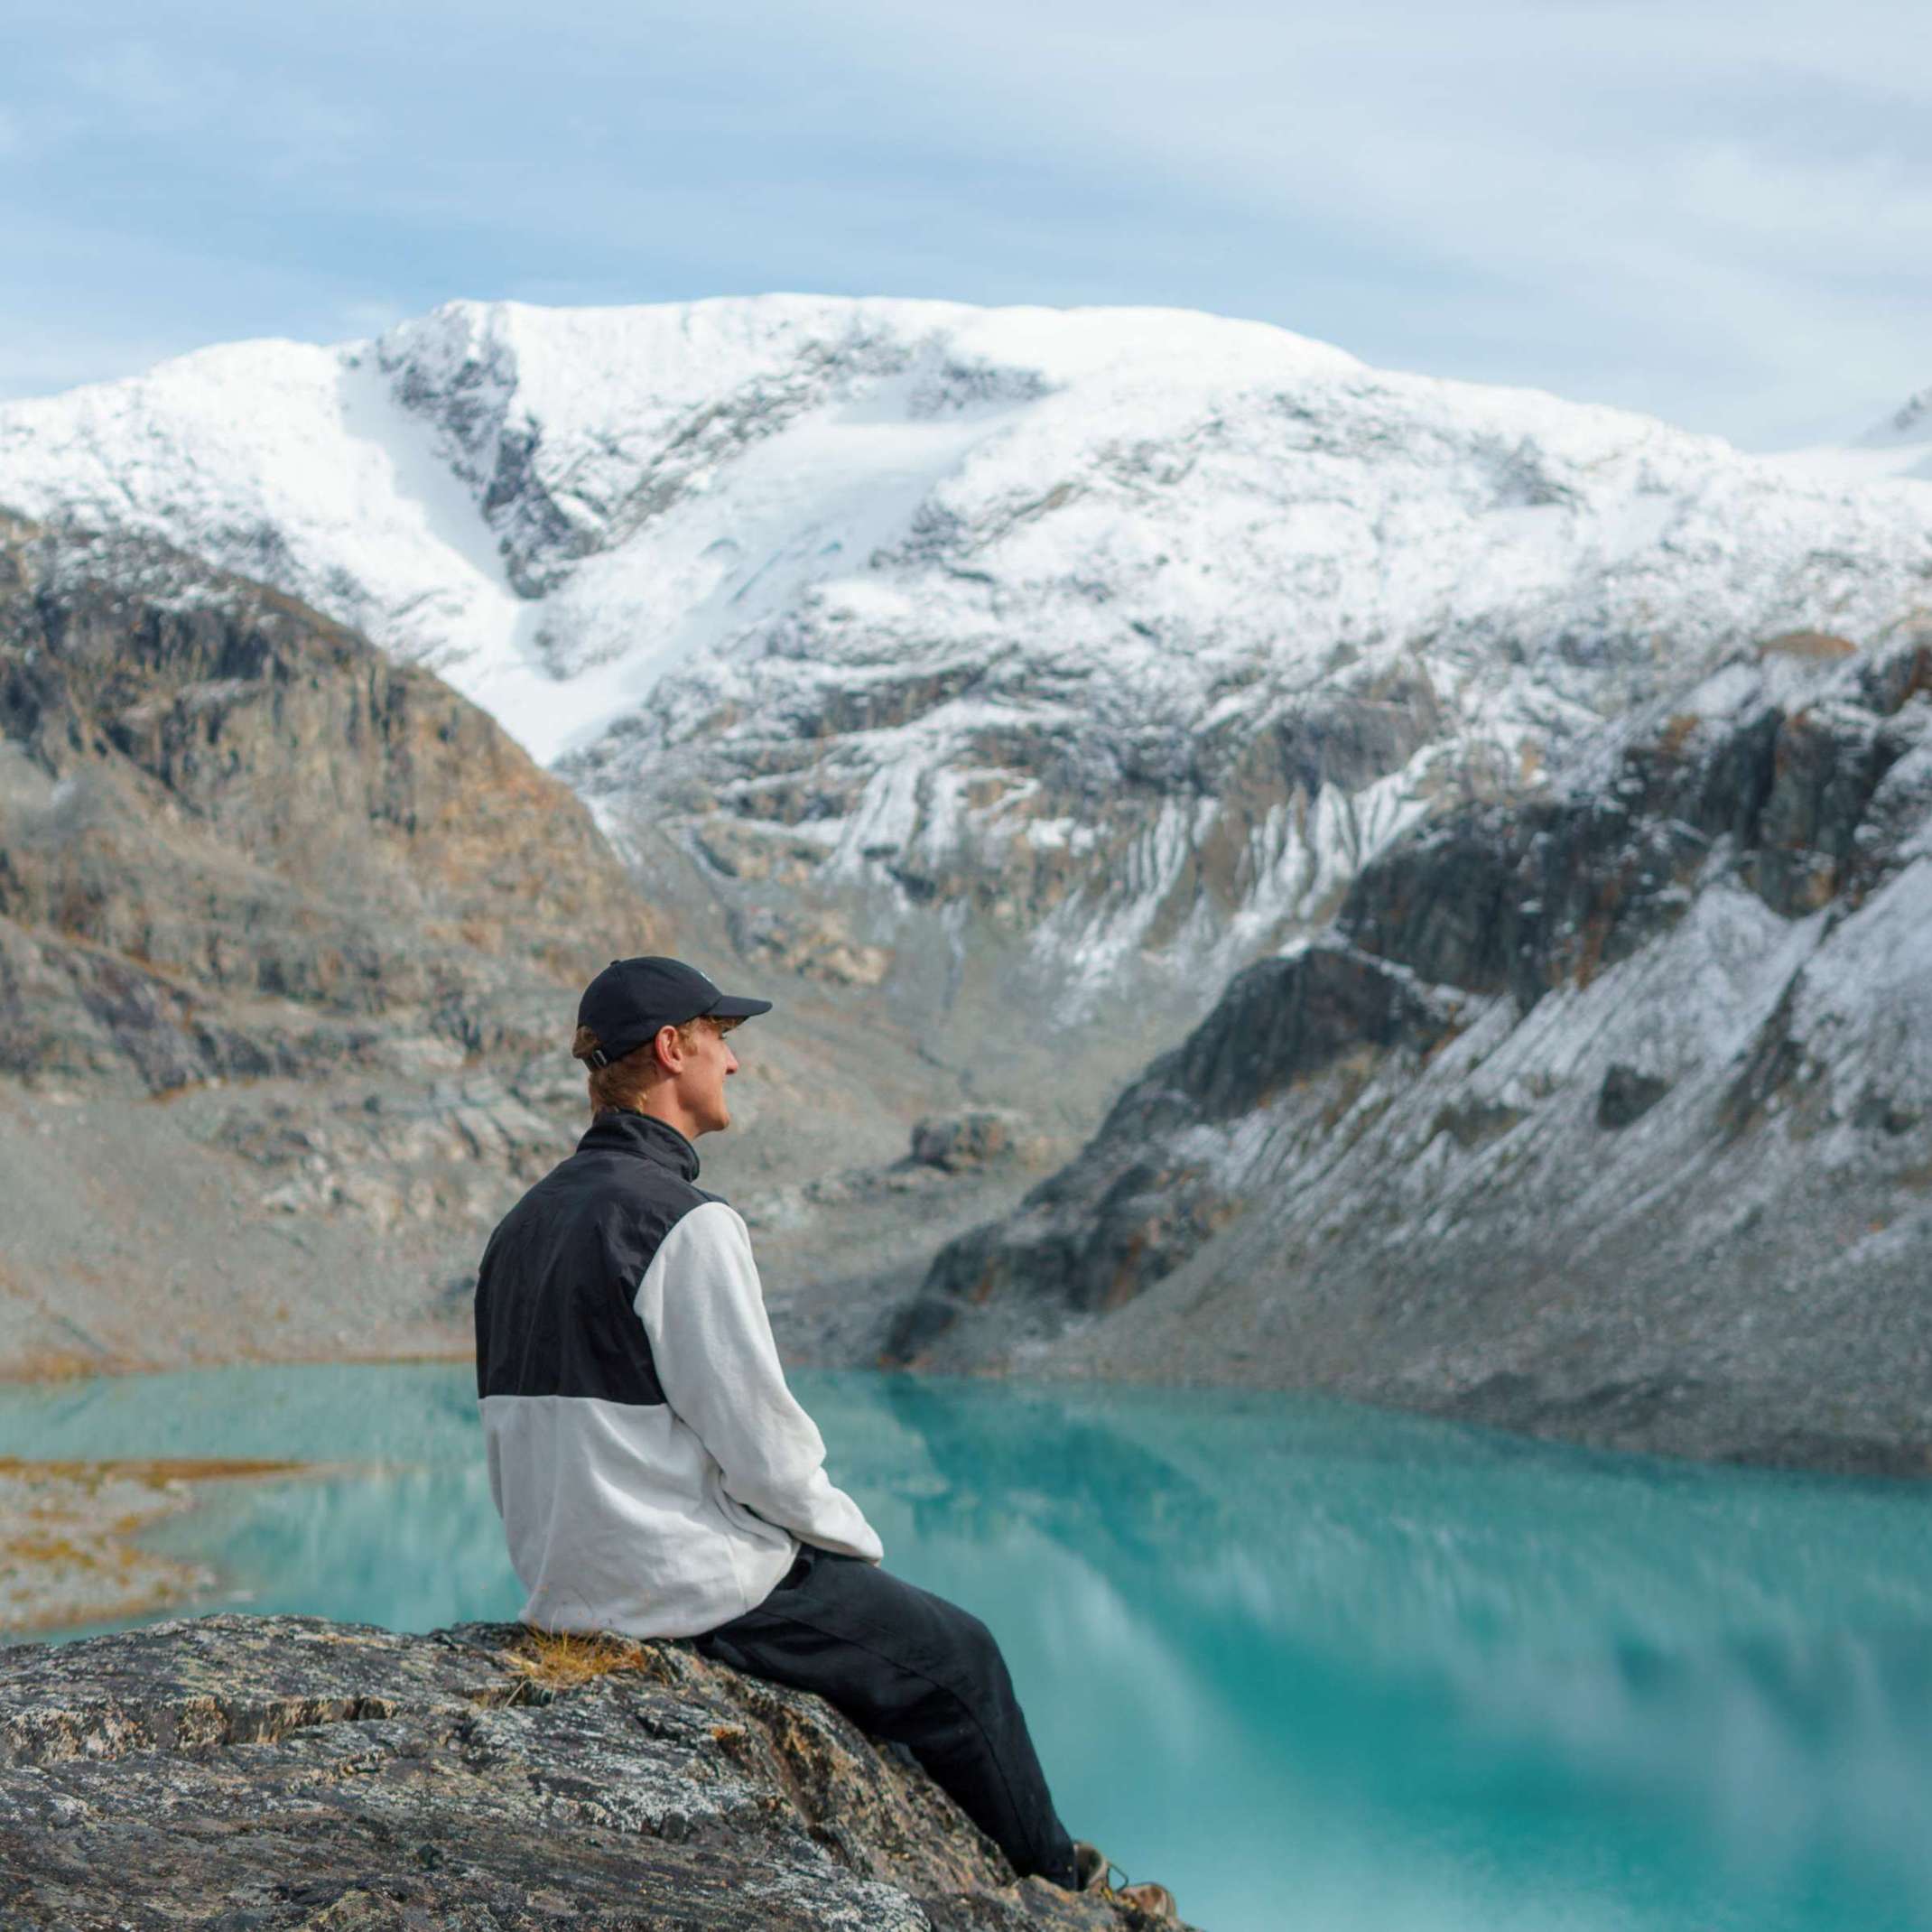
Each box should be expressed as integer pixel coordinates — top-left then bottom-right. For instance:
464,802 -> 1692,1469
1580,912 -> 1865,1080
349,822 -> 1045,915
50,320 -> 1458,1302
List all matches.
0,1614 -> 1184,1930
1344,643 -> 1927,999
887,636 -> 1932,1473
651,666 -> 1444,947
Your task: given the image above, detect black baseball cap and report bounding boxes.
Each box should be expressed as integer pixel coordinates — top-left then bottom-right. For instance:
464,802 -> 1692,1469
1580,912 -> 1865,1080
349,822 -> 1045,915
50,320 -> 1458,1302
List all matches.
576,956 -> 772,1069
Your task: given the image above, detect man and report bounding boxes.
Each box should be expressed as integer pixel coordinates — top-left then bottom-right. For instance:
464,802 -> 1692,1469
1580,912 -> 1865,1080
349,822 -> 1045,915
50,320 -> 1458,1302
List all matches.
474,956 -> 1175,1918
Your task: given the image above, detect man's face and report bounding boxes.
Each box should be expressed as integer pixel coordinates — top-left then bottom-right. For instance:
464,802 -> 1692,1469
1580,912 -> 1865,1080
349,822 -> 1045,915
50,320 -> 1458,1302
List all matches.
673,1016 -> 740,1135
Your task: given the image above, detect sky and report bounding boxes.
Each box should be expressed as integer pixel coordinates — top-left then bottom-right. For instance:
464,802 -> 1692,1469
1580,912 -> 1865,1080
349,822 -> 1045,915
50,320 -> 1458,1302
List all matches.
4,0 -> 1929,448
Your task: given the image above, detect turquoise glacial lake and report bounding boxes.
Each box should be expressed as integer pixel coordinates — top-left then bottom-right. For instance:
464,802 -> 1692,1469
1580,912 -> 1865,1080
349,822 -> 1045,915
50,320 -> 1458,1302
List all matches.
6,1365 -> 1932,1932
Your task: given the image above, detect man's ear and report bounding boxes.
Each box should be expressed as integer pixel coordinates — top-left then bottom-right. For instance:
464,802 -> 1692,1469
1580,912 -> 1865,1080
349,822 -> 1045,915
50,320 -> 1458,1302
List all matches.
653,1023 -> 686,1073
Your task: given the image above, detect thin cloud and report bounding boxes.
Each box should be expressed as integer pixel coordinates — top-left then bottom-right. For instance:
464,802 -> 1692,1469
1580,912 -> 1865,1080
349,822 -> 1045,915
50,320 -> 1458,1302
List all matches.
69,41 -> 201,122
63,36 -> 369,170
335,299 -> 412,339
934,3 -> 1932,438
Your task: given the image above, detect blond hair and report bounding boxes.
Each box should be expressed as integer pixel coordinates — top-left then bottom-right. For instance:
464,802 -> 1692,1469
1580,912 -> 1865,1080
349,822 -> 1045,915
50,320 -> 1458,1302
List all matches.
571,1013 -> 739,1114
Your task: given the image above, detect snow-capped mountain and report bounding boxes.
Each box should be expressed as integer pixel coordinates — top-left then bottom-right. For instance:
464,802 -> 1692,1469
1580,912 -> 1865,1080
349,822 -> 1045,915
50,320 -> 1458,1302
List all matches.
5,299 -> 1931,1465
4,296 -> 1930,1017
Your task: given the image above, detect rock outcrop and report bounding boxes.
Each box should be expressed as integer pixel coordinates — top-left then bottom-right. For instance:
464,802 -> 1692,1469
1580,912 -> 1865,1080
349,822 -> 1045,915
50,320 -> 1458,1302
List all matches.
888,632 -> 1932,1473
0,1614 -> 1182,1930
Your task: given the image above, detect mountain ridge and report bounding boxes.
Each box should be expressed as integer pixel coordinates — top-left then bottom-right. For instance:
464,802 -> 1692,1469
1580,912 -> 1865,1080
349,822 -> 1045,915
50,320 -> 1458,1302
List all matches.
6,295 -> 1930,1040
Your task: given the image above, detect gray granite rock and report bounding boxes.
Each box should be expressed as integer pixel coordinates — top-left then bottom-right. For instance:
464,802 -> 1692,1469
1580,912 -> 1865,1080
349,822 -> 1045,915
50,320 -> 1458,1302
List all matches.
0,1614 -> 1188,1930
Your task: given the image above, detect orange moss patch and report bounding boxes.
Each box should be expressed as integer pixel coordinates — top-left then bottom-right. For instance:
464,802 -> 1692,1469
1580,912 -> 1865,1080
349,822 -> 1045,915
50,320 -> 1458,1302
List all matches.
0,1351 -> 133,1387
501,1627 -> 659,1688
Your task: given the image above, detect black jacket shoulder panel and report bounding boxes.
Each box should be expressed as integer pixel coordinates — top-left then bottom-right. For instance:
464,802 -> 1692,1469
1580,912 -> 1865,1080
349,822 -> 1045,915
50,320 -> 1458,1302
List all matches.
475,1114 -> 715,1405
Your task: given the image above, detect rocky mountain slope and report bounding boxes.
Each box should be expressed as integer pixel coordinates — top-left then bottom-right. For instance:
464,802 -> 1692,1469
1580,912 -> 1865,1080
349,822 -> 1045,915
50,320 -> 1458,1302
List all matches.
5,298 -> 1931,1082
888,625 -> 1932,1471
0,509 -> 660,1373
0,511 -> 1054,1379
0,512 -> 648,1085
0,1614 -> 1180,1928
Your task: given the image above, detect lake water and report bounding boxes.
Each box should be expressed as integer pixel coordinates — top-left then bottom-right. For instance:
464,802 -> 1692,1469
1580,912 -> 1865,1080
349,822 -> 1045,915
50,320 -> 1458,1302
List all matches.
5,1365 -> 1932,1932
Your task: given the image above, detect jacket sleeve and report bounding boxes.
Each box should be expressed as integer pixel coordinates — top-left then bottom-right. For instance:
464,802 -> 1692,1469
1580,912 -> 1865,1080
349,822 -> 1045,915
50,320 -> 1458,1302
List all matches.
636,1199 -> 884,1564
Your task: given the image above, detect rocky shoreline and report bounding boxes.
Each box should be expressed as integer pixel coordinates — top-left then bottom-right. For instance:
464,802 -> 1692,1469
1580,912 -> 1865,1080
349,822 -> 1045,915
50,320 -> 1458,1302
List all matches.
0,1613 -> 1190,1929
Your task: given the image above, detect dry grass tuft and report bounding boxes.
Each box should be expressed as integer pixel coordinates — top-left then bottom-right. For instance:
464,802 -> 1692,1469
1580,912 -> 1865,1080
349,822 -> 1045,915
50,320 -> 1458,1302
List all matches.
502,1627 -> 658,1688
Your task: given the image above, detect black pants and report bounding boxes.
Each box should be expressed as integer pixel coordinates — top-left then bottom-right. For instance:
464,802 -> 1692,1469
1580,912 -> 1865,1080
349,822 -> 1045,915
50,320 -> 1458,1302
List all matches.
696,1545 -> 1077,1888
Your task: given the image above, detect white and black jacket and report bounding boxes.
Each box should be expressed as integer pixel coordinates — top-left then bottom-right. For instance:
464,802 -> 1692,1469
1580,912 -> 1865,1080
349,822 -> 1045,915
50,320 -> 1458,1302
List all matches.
474,1109 -> 883,1639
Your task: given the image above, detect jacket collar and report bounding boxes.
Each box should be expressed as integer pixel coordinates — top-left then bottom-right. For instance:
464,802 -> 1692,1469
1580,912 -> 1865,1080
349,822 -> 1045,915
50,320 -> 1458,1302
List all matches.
581,1109 -> 701,1184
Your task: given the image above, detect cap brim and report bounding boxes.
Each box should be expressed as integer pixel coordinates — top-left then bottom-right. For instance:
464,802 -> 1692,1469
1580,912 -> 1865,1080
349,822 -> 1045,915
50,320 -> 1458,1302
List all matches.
707,993 -> 773,1020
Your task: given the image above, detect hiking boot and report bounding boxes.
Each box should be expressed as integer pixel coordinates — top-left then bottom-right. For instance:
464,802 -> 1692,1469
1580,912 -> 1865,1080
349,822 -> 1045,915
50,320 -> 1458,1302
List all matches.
1069,1844 -> 1180,1923
1072,1841 -> 1110,1891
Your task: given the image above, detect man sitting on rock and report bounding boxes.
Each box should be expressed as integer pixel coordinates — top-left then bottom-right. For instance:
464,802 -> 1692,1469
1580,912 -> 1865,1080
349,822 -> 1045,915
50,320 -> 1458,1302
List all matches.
474,956 -> 1175,1919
